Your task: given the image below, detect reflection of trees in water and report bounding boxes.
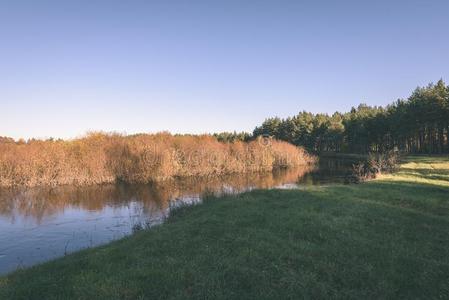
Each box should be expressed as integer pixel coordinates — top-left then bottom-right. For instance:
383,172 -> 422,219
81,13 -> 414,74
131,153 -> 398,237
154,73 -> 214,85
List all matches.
0,166 -> 313,223
298,158 -> 353,184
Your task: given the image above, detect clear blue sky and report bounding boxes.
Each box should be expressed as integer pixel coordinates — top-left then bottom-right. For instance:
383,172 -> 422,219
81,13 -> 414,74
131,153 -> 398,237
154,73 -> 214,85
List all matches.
1,0 -> 448,139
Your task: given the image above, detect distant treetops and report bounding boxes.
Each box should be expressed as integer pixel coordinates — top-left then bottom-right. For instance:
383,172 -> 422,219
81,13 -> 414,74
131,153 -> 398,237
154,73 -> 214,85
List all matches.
253,79 -> 449,154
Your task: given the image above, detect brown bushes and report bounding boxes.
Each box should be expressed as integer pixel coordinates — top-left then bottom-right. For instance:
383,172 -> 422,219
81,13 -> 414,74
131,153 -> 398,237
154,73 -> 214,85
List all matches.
0,133 -> 314,187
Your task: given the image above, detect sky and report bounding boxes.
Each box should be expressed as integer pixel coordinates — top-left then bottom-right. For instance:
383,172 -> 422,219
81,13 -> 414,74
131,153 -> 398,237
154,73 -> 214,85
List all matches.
1,0 -> 449,140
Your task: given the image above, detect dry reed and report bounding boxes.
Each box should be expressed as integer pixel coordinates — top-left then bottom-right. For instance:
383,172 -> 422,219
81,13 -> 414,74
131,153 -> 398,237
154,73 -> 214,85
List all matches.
0,132 -> 315,187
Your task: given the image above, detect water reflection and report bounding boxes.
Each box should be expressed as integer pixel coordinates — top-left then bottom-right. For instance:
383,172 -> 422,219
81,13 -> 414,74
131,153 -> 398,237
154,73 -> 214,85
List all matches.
0,158 -> 353,275
0,167 -> 312,224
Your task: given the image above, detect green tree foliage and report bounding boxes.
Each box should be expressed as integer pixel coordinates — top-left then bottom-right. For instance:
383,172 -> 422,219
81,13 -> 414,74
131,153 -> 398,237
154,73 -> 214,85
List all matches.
213,131 -> 251,143
253,80 -> 449,154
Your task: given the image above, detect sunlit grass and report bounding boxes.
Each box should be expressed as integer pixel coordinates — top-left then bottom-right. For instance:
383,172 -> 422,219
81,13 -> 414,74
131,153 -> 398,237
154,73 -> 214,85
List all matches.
378,155 -> 449,187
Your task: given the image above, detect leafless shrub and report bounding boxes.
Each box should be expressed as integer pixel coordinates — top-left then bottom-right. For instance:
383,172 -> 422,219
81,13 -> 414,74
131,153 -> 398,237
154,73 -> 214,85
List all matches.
346,151 -> 399,184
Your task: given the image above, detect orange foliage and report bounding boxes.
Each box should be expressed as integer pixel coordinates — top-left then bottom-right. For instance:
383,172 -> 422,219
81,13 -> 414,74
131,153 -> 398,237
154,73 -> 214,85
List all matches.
0,133 -> 315,187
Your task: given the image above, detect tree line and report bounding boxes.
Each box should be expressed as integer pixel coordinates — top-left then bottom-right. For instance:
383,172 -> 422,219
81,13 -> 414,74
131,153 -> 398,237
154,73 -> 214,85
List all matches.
252,80 -> 449,154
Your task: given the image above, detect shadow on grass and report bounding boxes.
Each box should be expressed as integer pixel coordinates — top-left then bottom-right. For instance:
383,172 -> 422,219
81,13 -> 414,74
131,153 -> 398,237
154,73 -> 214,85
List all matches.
311,180 -> 449,219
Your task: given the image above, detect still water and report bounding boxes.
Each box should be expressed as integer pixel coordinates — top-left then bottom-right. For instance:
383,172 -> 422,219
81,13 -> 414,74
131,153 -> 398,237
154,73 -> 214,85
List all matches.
0,158 -> 353,275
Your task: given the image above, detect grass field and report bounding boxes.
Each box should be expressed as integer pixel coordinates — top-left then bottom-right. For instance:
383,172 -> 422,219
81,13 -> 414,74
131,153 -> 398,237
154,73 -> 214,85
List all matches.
1,156 -> 448,299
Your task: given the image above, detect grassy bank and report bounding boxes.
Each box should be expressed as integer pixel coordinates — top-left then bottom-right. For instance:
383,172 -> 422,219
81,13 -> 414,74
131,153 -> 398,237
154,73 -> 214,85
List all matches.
0,133 -> 313,187
1,156 -> 448,299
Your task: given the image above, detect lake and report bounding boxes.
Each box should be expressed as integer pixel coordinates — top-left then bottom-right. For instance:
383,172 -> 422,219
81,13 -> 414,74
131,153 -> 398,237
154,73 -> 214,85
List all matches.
0,157 -> 354,275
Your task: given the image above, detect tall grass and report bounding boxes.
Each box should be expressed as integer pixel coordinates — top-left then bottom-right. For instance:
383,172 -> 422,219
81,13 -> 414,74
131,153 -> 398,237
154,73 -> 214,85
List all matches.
0,133 -> 314,187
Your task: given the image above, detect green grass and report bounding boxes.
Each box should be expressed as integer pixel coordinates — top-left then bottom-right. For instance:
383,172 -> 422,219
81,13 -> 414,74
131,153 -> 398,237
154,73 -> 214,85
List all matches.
1,156 -> 449,299
382,155 -> 449,187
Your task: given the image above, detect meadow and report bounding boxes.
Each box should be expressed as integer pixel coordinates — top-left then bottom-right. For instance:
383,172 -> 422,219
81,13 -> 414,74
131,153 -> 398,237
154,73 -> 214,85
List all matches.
1,155 -> 447,299
0,132 -> 313,187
